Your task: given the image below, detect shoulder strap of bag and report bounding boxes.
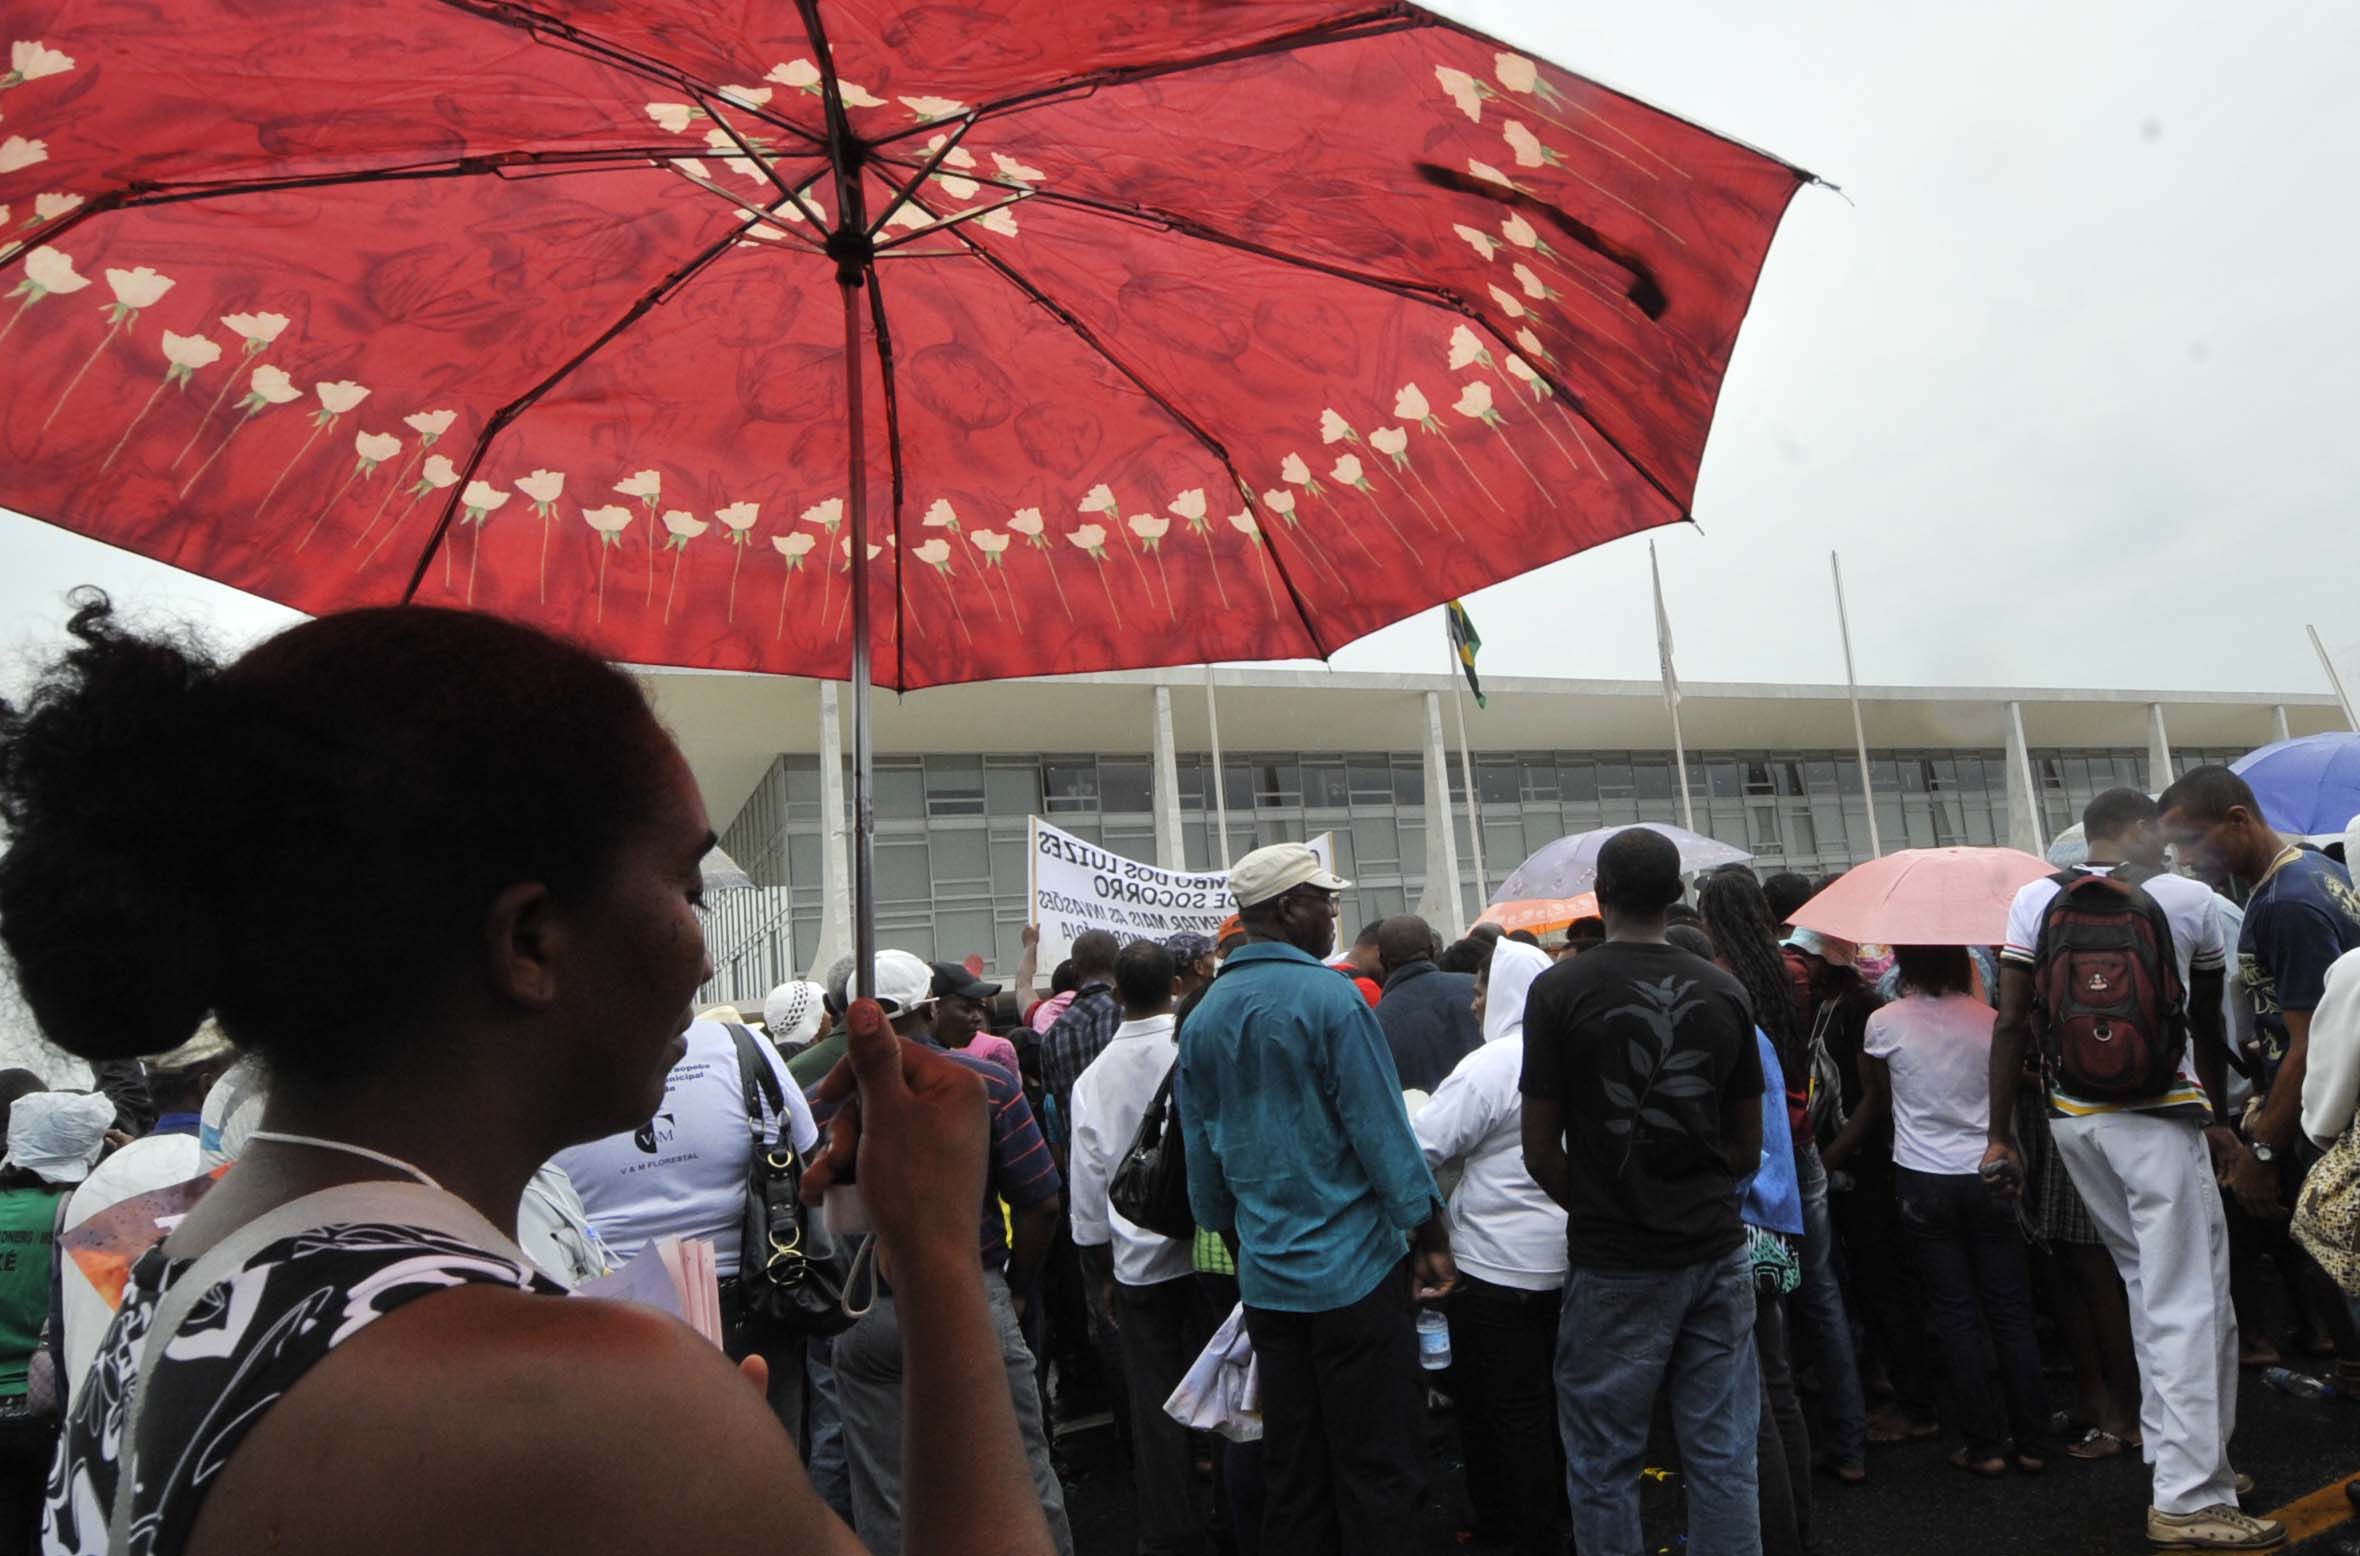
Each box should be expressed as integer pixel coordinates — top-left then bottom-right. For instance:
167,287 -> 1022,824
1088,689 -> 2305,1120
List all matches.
108,1181 -> 528,1554
727,1023 -> 787,1151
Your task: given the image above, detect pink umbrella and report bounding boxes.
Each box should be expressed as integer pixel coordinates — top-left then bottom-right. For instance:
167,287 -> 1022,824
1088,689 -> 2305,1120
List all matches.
1789,846 -> 2056,948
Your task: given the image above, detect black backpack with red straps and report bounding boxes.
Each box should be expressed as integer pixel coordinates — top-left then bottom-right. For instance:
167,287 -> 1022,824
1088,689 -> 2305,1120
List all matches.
2030,866 -> 2187,1102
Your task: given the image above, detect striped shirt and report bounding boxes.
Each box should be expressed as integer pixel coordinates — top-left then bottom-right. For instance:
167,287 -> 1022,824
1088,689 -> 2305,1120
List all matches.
1041,983 -> 1123,1141
812,1040 -> 1060,1266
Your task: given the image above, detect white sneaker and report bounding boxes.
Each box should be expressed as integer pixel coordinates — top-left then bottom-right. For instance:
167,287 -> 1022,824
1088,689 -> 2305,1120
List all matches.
2147,1503 -> 2285,1550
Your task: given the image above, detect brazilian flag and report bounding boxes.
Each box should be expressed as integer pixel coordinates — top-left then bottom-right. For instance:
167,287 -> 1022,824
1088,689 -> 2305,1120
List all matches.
1445,599 -> 1485,709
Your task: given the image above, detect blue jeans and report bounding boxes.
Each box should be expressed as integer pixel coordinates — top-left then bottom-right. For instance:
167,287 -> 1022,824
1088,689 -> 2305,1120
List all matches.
1558,1249 -> 1762,1556
803,1343 -> 853,1523
1794,1142 -> 1868,1466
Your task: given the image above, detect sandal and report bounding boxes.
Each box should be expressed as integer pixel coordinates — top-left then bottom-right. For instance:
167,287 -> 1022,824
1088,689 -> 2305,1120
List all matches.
2015,1451 -> 2047,1474
1950,1447 -> 2008,1478
2065,1428 -> 2129,1461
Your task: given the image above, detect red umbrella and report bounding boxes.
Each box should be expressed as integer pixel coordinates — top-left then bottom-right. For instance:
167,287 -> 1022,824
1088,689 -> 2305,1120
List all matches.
1789,847 -> 2058,948
0,3 -> 1809,986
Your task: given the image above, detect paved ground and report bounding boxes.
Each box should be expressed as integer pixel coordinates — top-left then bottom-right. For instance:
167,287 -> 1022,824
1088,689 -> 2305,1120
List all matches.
1056,1365 -> 2360,1556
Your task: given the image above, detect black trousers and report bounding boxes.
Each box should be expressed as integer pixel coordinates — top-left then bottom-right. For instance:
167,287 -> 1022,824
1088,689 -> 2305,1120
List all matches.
1116,1276 -> 1212,1556
1896,1167 -> 2050,1459
1450,1274 -> 1568,1556
1241,1260 -> 1424,1556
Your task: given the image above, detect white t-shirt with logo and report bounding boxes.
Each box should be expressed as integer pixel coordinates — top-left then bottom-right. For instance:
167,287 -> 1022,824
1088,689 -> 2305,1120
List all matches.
1864,992 -> 2000,1175
2001,866 -> 2227,1118
554,1020 -> 818,1278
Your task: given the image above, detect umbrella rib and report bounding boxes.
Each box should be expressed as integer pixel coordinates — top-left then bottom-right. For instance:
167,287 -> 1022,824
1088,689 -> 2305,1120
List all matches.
864,164 -> 1706,524
397,225 -> 744,603
431,0 -> 827,150
860,7 -> 1427,154
931,218 -> 1331,661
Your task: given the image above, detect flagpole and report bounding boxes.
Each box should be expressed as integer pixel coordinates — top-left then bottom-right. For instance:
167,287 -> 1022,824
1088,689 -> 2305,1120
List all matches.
1831,550 -> 1883,856
1447,640 -> 1489,917
2307,625 -> 2358,730
1651,542 -> 1697,832
1205,663 -> 1233,869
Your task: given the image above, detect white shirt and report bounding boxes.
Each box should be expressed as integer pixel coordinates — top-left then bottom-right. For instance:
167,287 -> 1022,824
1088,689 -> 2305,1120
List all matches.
1413,1036 -> 1567,1291
1864,992 -> 1999,1175
2002,864 -> 2228,1116
1067,1014 -> 1193,1288
555,1020 -> 818,1279
2300,948 -> 2360,1150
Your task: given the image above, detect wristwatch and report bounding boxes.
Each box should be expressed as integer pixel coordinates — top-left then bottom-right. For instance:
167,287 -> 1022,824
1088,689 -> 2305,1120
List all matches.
2250,1141 -> 2276,1164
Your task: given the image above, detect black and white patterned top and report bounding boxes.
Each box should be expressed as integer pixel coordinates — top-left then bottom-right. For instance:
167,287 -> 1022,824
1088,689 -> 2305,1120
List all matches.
42,1222 -> 564,1556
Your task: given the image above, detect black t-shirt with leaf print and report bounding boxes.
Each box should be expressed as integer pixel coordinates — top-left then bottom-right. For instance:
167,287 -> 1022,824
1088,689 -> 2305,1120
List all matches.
1519,940 -> 1764,1270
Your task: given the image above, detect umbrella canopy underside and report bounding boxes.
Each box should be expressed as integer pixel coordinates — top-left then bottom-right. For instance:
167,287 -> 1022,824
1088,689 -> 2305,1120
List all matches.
0,2 -> 1805,690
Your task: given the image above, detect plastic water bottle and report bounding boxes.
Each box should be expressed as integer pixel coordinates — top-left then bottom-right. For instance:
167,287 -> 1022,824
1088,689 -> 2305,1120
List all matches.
1416,1308 -> 1452,1370
2263,1366 -> 2337,1400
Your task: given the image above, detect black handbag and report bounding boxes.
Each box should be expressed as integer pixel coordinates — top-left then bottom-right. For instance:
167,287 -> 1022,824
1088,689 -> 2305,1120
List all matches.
726,1025 -> 857,1338
1109,1065 -> 1197,1241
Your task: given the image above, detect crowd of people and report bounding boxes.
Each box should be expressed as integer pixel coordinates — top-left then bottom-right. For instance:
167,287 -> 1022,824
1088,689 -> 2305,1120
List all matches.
0,598 -> 2357,1556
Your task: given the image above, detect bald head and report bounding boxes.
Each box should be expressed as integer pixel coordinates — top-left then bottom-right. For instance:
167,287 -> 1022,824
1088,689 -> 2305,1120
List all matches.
1375,914 -> 1441,976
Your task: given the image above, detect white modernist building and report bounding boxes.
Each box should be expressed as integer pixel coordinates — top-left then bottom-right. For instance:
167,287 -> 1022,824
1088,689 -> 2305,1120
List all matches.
634,664 -> 2345,1007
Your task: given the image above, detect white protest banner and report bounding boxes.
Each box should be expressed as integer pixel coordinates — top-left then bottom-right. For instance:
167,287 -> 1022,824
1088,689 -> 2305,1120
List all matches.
1026,816 -> 1336,969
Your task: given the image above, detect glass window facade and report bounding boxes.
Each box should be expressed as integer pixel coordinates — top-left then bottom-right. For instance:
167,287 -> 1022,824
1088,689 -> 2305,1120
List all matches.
697,736 -> 2209,1005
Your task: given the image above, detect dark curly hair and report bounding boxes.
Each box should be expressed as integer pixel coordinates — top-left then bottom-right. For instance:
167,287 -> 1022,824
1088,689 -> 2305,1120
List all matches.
0,592 -> 678,1081
1696,868 -> 1805,1078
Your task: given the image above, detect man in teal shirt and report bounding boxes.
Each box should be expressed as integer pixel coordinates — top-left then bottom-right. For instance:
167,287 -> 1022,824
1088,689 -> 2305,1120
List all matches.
1177,843 -> 1456,1556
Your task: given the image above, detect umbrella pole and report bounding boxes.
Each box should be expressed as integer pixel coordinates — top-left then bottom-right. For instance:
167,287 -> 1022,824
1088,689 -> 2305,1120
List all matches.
841,273 -> 877,1001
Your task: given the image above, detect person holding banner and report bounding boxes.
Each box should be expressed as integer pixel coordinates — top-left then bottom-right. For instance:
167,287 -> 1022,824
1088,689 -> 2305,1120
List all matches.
1177,843 -> 1456,1556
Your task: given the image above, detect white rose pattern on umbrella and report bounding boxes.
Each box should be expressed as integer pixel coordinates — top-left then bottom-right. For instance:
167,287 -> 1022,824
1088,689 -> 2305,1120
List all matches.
179,362 -> 299,499
660,508 -> 707,623
0,136 -> 45,175
1008,506 -> 1072,623
991,153 -> 1046,187
1466,158 -> 1526,196
1433,65 -> 1490,123
912,536 -> 972,639
770,530 -> 818,640
1451,223 -> 1497,263
50,268 -> 177,439
1394,379 -> 1501,512
766,59 -> 822,92
977,206 -> 1021,238
512,469 -> 567,601
98,328 -> 220,473
2,38 -> 72,89
1452,378 -> 1554,505
1125,513 -> 1178,620
1082,481 -> 1159,610
0,243 -> 87,347
967,528 -> 1022,628
614,468 -> 663,603
1225,509 -> 1280,616
714,500 -> 760,623
1448,324 -> 1594,480
1255,485 -> 1340,587
1168,487 -> 1230,611
361,451 -> 458,571
175,311 -> 290,468
1279,450 -> 1324,500
294,427 -> 401,551
455,478 -> 511,602
646,102 -> 702,134
903,95 -> 967,122
1328,451 -> 1415,553
351,407 -> 456,554
584,504 -> 635,623
250,378 -> 367,523
1492,50 -> 1685,181
798,496 -> 847,637
1501,351 -> 1607,479
1364,423 -> 1455,538
1066,522 -> 1122,627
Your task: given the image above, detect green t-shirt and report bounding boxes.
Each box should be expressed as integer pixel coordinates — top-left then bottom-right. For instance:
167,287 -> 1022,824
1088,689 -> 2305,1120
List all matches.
787,1032 -> 847,1090
0,1185 -> 63,1397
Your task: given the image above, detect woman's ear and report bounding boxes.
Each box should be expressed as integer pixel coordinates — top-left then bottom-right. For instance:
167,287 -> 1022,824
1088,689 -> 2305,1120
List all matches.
484,881 -> 561,1009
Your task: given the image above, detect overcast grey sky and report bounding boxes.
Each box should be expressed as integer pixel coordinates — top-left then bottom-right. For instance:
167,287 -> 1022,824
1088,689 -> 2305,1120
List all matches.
4,0 -> 2355,697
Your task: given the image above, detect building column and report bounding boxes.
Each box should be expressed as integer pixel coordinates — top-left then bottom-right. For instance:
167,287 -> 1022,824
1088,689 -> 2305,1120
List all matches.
2004,701 -> 2045,856
1413,692 -> 1468,939
2272,704 -> 2292,745
2147,702 -> 2175,792
1152,684 -> 1185,870
806,682 -> 853,983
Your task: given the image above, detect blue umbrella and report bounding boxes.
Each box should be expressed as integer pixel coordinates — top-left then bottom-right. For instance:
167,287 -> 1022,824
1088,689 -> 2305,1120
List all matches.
2230,732 -> 2360,835
1495,823 -> 1752,903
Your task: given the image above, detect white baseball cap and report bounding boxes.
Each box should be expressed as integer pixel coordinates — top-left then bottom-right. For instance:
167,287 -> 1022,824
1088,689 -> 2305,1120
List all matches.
1229,842 -> 1351,910
866,949 -> 936,1014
